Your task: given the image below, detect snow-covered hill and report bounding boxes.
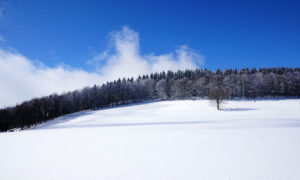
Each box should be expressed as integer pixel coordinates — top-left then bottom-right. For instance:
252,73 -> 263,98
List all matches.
1,99 -> 300,180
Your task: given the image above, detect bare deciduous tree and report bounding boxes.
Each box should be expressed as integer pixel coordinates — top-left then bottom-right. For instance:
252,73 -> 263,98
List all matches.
208,87 -> 228,110
208,74 -> 229,110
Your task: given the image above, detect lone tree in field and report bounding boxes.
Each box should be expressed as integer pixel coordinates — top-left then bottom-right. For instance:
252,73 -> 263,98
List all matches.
208,72 -> 229,110
209,87 -> 228,110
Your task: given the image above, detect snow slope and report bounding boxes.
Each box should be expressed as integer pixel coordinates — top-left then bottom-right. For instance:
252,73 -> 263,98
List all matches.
1,99 -> 300,180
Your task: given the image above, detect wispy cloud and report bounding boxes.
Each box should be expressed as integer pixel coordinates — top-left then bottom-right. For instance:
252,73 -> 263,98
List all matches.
91,26 -> 205,81
0,26 -> 204,107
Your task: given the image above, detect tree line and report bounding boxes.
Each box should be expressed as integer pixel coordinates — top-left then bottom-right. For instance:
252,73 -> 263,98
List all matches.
1,67 -> 300,131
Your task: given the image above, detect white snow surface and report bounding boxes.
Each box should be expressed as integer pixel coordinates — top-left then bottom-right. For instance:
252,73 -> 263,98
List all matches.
1,99 -> 300,180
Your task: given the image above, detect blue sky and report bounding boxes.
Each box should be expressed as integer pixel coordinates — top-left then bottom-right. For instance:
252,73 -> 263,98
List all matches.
1,0 -> 300,70
1,0 -> 300,107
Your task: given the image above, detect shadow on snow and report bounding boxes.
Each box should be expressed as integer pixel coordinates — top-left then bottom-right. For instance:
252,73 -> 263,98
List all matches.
221,108 -> 257,111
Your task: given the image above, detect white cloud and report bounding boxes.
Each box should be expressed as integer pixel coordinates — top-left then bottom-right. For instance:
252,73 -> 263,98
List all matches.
0,49 -> 101,108
0,26 -> 204,107
93,26 -> 205,81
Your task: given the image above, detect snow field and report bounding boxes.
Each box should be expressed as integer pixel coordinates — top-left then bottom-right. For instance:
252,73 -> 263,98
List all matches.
0,99 -> 300,180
